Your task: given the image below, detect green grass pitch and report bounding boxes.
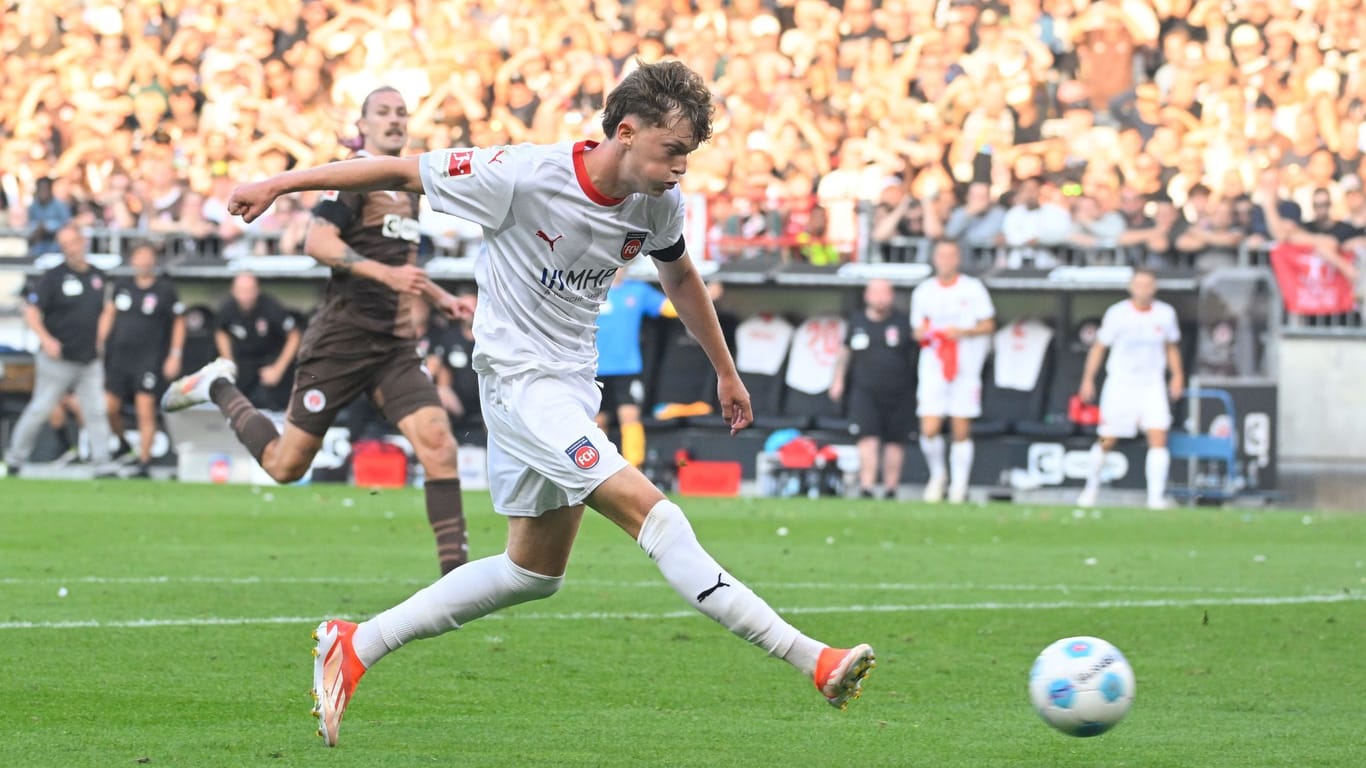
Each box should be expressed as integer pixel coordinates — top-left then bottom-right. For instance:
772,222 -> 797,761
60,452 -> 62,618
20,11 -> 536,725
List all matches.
2,479 -> 1362,767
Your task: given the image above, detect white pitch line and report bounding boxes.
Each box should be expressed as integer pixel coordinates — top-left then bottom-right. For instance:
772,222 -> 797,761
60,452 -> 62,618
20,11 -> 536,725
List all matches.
0,575 -> 1260,594
1,592 -> 1360,631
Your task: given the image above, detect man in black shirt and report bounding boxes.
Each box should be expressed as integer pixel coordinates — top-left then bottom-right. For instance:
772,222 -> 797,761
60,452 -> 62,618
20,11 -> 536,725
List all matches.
102,242 -> 185,475
829,278 -> 916,499
213,272 -> 300,410
4,225 -> 115,472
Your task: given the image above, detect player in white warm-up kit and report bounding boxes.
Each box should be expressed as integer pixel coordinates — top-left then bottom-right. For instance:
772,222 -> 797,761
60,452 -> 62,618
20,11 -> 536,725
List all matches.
910,240 -> 996,503
1077,268 -> 1185,510
227,61 -> 873,747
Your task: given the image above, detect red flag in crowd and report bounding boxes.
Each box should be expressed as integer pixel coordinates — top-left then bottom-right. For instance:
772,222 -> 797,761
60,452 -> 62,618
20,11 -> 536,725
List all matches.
1269,243 -> 1358,316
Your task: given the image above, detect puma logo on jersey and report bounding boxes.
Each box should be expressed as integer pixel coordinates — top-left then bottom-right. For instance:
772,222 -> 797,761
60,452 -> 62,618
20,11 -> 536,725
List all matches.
536,230 -> 564,251
696,573 -> 731,603
489,149 -> 507,165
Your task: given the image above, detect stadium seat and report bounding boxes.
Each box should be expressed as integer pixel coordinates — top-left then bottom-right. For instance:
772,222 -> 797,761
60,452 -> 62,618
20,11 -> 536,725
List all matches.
971,350 -> 1051,438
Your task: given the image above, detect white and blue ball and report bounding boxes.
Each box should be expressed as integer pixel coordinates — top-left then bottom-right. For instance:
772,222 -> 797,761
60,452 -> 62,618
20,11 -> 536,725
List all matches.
1028,636 -> 1135,737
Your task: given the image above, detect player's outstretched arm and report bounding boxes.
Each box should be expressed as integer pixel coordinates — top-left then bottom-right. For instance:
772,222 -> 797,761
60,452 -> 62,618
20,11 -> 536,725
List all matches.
656,254 -> 752,434
229,156 -> 423,223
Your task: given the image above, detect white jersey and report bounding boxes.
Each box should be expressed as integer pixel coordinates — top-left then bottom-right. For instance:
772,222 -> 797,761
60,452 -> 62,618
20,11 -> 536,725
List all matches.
419,141 -> 686,377
785,315 -> 846,395
910,275 -> 995,377
735,314 -> 794,376
1097,299 -> 1180,386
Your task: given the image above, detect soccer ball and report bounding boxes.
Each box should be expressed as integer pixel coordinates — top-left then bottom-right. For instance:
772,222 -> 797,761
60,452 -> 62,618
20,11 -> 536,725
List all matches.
1028,636 -> 1135,737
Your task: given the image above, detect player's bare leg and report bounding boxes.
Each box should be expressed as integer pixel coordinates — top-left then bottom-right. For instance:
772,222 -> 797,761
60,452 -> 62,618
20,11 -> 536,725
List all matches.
616,402 -> 646,467
1143,428 -> 1171,509
919,415 -> 947,501
165,358 -> 324,482
879,440 -> 903,499
948,416 -> 974,503
254,425 -> 323,483
1078,436 -> 1120,508
318,507 -> 580,745
133,392 -> 158,467
105,392 -> 131,461
397,405 -> 468,573
590,466 -> 875,708
855,436 -> 881,497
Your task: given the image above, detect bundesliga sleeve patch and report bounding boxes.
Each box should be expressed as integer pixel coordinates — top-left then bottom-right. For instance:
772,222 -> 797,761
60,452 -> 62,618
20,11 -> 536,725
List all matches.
446,149 -> 474,177
565,436 -> 600,470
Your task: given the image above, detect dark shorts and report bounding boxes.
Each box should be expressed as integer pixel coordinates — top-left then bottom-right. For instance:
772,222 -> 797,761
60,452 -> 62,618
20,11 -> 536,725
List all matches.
848,386 -> 915,443
286,334 -> 442,437
105,355 -> 163,401
598,374 -> 646,413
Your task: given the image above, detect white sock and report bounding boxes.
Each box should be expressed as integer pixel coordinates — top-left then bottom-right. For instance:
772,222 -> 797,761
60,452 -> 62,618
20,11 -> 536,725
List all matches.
919,435 -> 946,481
351,552 -> 562,668
638,500 -> 823,677
1083,443 -> 1105,495
1146,447 -> 1170,505
949,440 -> 974,495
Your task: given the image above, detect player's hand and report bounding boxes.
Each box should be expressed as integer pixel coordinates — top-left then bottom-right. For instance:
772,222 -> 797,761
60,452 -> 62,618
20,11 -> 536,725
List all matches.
260,364 -> 284,387
162,357 -> 181,381
385,264 -> 429,296
1169,378 -> 1184,402
40,337 -> 61,359
437,293 -> 477,321
828,378 -> 844,402
1079,379 -> 1096,404
227,181 -> 279,224
438,385 -> 463,417
718,373 -> 753,436
941,326 -> 964,340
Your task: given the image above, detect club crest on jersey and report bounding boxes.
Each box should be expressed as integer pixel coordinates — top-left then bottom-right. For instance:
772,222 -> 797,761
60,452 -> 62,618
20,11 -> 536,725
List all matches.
620,231 -> 647,261
565,436 -> 600,470
446,149 -> 474,177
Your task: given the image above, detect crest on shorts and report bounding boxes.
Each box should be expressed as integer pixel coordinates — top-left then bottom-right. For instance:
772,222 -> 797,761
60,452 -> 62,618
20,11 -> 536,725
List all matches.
303,388 -> 327,413
565,436 -> 600,470
620,231 -> 647,261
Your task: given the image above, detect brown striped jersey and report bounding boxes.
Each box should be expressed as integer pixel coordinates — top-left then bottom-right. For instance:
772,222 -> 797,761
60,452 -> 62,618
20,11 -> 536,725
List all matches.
311,151 -> 422,339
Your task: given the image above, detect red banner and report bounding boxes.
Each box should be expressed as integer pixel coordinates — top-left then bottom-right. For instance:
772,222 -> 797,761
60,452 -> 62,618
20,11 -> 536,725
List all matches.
1269,243 -> 1357,315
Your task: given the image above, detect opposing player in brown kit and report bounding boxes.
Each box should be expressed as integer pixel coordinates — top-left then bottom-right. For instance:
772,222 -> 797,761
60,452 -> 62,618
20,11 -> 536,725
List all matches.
165,87 -> 471,574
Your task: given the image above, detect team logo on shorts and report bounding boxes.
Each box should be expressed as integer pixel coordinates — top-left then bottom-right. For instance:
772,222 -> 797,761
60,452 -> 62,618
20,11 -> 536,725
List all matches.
141,372 -> 158,391
303,388 -> 327,413
446,149 -> 474,177
565,436 -> 600,470
620,231 -> 647,261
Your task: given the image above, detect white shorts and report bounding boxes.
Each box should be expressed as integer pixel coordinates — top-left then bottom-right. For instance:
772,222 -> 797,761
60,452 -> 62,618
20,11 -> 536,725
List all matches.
1098,379 -> 1172,438
916,363 -> 982,419
479,369 -> 629,517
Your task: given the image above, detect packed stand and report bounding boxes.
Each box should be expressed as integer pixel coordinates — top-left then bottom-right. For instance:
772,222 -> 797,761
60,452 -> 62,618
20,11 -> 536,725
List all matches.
0,0 -> 1363,277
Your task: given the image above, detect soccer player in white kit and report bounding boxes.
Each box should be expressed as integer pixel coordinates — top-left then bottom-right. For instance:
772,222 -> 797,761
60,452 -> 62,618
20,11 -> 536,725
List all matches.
910,240 -> 996,503
227,61 -> 874,747
1076,268 -> 1185,510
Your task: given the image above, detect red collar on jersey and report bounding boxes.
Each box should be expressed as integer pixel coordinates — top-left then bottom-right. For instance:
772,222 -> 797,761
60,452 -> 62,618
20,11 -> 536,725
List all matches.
573,141 -> 626,207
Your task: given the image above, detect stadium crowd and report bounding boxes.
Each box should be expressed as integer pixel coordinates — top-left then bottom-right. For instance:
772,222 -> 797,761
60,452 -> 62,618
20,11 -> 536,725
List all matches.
2,0 -> 1365,271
